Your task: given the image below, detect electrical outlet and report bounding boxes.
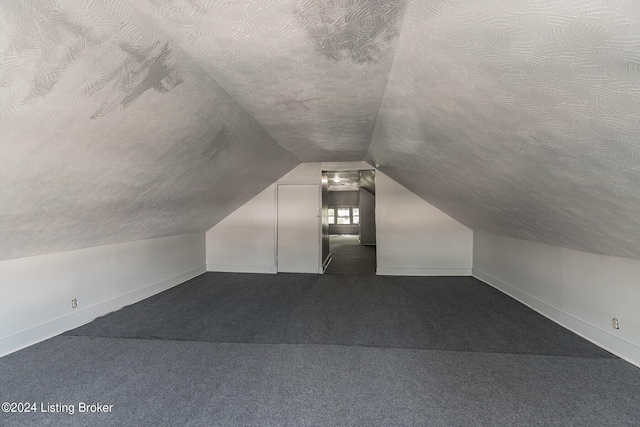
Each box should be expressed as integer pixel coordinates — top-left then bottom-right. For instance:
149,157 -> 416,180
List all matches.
611,317 -> 619,330
71,299 -> 77,309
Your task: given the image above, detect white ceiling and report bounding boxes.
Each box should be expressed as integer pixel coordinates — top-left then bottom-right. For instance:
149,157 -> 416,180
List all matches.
133,0 -> 407,161
367,0 -> 640,259
2,0 -> 640,260
0,0 -> 300,259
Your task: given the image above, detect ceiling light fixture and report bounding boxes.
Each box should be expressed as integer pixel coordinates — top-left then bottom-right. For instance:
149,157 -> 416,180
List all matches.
332,176 -> 341,183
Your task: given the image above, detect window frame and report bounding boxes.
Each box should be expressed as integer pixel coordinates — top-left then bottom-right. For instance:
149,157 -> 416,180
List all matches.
327,206 -> 359,226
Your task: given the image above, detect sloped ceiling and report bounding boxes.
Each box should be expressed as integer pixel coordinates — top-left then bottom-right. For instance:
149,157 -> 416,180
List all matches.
368,0 -> 640,260
2,0 -> 640,261
134,0 -> 407,161
0,0 -> 299,260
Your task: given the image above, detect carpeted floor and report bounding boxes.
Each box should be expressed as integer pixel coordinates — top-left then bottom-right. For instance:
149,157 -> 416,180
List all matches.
63,273 -> 613,358
325,234 -> 376,275
2,271 -> 640,426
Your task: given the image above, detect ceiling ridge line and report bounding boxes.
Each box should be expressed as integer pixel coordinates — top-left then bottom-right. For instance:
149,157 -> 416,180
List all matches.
123,0 -> 302,165
363,0 -> 412,164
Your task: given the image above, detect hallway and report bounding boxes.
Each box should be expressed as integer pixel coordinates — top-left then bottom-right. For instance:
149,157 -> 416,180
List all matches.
325,235 -> 376,275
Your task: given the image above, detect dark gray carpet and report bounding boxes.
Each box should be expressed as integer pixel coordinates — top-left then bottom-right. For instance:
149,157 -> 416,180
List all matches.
325,234 -> 376,275
1,337 -> 640,426
2,272 -> 640,426
66,273 -> 613,358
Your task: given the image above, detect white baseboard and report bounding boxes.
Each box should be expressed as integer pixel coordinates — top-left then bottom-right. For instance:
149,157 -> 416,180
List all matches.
0,265 -> 205,358
206,264 -> 277,274
376,268 -> 472,276
473,268 -> 640,368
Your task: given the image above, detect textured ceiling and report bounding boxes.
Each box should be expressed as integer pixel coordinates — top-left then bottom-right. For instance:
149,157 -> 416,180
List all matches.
133,0 -> 407,161
2,0 -> 640,262
0,0 -> 298,260
368,0 -> 640,259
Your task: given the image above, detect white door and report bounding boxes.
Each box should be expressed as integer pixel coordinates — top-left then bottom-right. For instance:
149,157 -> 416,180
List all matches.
277,184 -> 320,273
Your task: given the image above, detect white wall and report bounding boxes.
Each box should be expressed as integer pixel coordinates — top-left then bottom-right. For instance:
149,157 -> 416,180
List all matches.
473,232 -> 640,367
375,171 -> 473,276
206,184 -> 278,273
0,234 -> 205,357
206,164 -> 322,273
206,164 -> 474,276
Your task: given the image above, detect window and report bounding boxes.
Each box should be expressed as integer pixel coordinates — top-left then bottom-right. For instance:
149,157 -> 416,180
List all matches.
337,208 -> 351,224
327,207 -> 358,225
328,209 -> 335,224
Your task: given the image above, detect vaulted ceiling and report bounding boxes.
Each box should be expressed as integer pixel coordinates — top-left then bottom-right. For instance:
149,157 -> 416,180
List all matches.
1,0 -> 640,261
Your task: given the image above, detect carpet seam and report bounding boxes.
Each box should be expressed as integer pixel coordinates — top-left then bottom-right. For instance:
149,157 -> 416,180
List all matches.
58,334 -> 617,359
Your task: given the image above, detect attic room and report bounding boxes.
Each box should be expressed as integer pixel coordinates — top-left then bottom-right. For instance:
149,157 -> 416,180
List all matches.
1,0 -> 640,425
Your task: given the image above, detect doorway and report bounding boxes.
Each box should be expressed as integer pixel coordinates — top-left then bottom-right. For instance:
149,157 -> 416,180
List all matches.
322,170 -> 376,275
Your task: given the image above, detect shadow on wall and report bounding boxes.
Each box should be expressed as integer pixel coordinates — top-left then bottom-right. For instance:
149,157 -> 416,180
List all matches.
2,1 -> 110,103
200,126 -> 234,163
1,2 -> 182,119
296,0 -> 408,64
89,42 -> 183,119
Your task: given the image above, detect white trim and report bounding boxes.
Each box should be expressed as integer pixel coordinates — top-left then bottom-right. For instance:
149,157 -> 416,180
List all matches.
318,183 -> 323,273
376,268 -> 472,276
322,254 -> 332,273
473,268 -> 640,368
206,264 -> 277,274
273,184 -> 278,270
276,179 -> 320,185
0,265 -> 205,358
320,161 -> 375,171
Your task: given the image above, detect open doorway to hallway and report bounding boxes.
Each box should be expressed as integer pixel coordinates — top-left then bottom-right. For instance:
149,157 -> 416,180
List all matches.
322,170 -> 376,275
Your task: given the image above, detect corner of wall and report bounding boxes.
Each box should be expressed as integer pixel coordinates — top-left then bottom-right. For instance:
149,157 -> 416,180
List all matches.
375,171 -> 473,275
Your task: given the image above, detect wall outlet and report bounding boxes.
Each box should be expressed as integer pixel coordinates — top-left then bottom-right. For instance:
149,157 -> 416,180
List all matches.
71,299 -> 77,309
611,317 -> 619,330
